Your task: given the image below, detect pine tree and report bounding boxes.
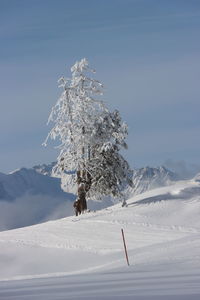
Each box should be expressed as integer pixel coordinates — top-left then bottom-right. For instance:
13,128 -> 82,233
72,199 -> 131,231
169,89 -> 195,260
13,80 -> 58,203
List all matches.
44,58 -> 132,212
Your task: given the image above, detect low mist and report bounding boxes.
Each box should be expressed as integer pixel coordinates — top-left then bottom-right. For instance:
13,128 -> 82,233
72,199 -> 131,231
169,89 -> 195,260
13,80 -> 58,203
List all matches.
0,194 -> 74,231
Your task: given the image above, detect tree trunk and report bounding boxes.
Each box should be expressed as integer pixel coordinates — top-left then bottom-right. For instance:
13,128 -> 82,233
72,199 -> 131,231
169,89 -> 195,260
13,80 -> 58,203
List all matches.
77,182 -> 87,212
77,170 -> 87,213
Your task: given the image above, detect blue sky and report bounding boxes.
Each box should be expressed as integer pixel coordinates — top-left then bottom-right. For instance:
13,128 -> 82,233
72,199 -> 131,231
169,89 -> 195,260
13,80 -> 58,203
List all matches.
0,0 -> 200,174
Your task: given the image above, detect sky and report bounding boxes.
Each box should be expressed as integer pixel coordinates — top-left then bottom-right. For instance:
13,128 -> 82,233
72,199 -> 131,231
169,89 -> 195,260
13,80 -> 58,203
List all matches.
0,0 -> 200,174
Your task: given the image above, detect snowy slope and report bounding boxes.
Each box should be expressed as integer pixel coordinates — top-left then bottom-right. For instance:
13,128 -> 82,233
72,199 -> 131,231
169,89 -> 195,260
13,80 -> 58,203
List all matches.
0,177 -> 200,299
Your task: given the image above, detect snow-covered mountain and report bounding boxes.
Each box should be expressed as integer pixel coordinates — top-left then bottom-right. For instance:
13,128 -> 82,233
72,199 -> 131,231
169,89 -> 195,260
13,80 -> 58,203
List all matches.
32,163 -> 177,195
0,167 -> 75,231
33,162 -> 56,177
0,167 -> 73,201
0,177 -> 200,299
127,166 -> 177,196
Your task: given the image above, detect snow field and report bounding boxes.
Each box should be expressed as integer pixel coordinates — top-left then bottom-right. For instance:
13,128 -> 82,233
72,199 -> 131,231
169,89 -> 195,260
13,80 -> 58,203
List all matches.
0,179 -> 200,299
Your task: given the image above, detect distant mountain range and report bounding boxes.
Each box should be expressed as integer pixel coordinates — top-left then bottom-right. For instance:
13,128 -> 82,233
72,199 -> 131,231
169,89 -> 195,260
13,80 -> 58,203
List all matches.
0,164 -> 178,202
131,166 -> 177,195
33,163 -> 178,196
0,167 -> 74,201
33,162 -> 56,177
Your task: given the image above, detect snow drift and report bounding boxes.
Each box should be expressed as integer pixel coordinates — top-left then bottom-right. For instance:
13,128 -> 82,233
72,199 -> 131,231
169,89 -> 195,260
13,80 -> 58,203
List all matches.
0,176 -> 200,299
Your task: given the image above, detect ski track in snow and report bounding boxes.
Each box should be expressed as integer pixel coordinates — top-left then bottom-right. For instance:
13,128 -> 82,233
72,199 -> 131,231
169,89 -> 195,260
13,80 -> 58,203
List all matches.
0,179 -> 200,299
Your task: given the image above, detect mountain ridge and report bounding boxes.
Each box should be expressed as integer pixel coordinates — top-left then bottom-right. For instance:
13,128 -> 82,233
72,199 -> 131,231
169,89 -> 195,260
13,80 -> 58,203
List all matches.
131,165 -> 177,195
0,167 -> 74,201
0,163 -> 178,201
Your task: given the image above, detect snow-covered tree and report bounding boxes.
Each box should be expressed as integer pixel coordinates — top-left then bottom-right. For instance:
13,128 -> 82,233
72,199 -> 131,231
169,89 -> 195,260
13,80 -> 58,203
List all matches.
85,109 -> 133,199
44,58 -> 132,212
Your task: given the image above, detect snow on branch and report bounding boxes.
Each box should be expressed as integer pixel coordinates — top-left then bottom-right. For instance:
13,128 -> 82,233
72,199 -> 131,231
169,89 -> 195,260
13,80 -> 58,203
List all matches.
44,58 -> 133,201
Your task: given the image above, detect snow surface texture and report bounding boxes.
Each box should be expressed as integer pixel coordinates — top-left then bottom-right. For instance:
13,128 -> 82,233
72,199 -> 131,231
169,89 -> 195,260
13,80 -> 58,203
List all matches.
0,177 -> 200,299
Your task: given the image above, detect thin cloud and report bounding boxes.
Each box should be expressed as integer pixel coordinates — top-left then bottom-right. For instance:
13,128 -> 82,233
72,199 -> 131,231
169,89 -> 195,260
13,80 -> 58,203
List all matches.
163,159 -> 200,179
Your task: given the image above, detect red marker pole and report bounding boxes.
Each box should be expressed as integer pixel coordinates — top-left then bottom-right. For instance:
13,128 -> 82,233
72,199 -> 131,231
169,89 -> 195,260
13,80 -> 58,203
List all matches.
121,228 -> 130,266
